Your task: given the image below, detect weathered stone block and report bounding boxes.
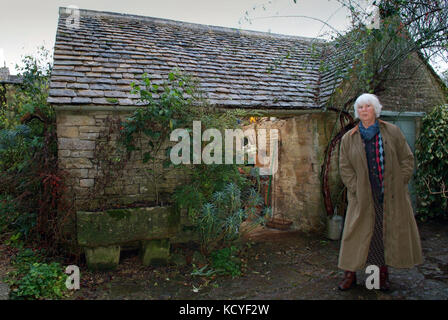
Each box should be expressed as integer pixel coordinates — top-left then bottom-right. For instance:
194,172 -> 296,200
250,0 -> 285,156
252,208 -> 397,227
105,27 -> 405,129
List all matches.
71,150 -> 94,158
48,97 -> 71,104
85,245 -> 120,270
77,206 -> 179,247
79,132 -> 99,140
140,239 -> 170,266
104,186 -> 122,195
78,90 -> 105,97
49,89 -> 76,97
69,168 -> 89,178
72,97 -> 92,104
58,138 -> 95,150
59,114 -> 96,126
124,184 -> 139,195
79,126 -> 105,133
87,169 -> 98,178
80,179 -> 94,188
58,149 -> 71,158
60,157 -> 93,169
67,83 -> 89,89
57,126 -> 79,138
73,186 -> 91,197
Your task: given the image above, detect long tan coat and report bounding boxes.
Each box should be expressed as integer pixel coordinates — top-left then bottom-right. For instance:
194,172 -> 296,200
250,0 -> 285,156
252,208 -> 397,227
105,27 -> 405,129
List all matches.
338,119 -> 423,271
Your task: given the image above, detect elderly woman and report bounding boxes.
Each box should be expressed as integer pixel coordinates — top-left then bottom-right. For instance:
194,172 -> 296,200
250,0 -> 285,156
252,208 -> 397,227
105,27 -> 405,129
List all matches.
338,93 -> 423,291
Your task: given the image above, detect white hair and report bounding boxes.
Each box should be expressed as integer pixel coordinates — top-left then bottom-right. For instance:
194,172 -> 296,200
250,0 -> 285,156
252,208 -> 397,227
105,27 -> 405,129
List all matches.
354,93 -> 383,119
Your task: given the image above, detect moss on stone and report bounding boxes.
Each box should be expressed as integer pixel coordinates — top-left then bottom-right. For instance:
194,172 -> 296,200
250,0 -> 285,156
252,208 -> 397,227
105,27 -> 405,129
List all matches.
167,206 -> 180,229
77,206 -> 180,247
106,208 -> 131,221
140,239 -> 170,266
85,245 -> 120,271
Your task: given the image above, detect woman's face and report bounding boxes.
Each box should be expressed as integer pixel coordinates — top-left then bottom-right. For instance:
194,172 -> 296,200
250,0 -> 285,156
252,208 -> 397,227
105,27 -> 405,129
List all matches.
357,103 -> 376,124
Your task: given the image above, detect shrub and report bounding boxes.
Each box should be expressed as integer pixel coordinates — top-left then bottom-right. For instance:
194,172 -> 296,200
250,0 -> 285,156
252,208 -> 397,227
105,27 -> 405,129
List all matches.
8,262 -> 68,300
210,246 -> 242,277
0,47 -> 72,253
7,248 -> 69,300
192,182 -> 265,253
0,194 -> 17,231
415,105 -> 448,221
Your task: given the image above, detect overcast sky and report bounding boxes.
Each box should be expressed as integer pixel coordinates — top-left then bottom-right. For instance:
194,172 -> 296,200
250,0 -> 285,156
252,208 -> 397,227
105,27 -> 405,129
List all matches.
0,0 -> 445,76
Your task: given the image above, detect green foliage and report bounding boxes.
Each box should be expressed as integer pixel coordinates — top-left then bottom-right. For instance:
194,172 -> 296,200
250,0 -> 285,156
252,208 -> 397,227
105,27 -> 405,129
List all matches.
0,194 -> 36,237
191,182 -> 265,253
198,183 -> 245,244
174,164 -> 268,253
1,46 -> 53,130
190,246 -> 243,278
8,262 -> 68,300
0,194 -> 16,230
7,248 -> 69,300
415,105 -> 448,221
0,124 -> 43,172
11,248 -> 44,266
119,69 -> 209,205
210,246 -> 242,277
190,264 -> 217,277
173,163 -> 249,216
0,46 -> 71,253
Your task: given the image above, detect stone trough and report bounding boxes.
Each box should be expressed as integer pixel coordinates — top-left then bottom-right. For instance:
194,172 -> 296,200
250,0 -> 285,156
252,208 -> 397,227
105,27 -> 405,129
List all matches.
77,206 -> 180,270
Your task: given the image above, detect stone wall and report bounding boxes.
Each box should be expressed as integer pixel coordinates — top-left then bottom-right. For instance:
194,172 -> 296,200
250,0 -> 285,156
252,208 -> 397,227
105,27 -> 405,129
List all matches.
56,109 -> 191,212
57,108 -> 341,234
245,112 -> 341,233
330,52 -> 446,115
376,53 -> 447,113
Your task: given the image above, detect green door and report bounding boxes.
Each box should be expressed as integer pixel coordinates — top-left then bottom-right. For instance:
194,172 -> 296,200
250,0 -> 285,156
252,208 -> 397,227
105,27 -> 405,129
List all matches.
380,116 -> 417,212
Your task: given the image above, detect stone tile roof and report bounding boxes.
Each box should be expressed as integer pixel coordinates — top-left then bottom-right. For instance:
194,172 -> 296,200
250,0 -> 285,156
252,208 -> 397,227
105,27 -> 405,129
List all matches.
0,66 -> 22,84
48,7 -> 342,109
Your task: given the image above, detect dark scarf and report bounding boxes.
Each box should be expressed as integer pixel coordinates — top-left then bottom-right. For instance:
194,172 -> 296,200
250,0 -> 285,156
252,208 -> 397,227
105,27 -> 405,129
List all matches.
359,120 -> 380,142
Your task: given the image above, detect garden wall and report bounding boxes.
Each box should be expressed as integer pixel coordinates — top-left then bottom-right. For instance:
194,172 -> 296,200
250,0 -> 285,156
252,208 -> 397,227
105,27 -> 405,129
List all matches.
56,109 -> 191,212
56,109 -> 342,235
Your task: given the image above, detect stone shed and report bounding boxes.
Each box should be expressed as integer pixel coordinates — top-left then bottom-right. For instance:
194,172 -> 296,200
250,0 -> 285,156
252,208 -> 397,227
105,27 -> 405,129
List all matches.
48,7 -> 447,262
0,65 -> 22,107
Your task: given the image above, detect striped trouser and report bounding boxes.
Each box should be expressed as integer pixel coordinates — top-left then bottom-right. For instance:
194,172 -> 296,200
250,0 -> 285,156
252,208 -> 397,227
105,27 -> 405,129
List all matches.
366,191 -> 385,267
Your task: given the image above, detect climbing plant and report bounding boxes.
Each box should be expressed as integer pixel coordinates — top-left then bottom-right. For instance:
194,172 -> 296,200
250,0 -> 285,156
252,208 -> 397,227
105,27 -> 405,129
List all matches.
415,104 -> 448,221
119,70 -> 208,205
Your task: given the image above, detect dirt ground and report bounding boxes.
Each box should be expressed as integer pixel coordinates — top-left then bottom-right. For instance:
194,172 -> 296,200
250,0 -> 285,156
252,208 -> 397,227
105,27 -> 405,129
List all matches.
1,220 -> 447,300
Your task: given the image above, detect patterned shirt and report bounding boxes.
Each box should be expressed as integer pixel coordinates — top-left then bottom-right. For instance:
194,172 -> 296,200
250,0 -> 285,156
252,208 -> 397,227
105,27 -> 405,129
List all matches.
362,132 -> 385,203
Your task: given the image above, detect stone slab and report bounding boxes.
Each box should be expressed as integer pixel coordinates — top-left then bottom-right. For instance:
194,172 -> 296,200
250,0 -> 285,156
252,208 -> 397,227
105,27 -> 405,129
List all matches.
140,239 -> 170,266
77,206 -> 180,247
85,245 -> 120,270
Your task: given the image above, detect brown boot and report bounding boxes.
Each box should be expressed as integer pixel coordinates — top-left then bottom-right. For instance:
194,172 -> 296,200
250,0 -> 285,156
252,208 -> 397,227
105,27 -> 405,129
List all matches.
380,265 -> 390,291
338,271 -> 357,290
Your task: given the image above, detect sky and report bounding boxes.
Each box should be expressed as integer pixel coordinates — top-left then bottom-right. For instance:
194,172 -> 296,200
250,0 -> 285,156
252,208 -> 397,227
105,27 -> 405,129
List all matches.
0,0 -> 446,76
